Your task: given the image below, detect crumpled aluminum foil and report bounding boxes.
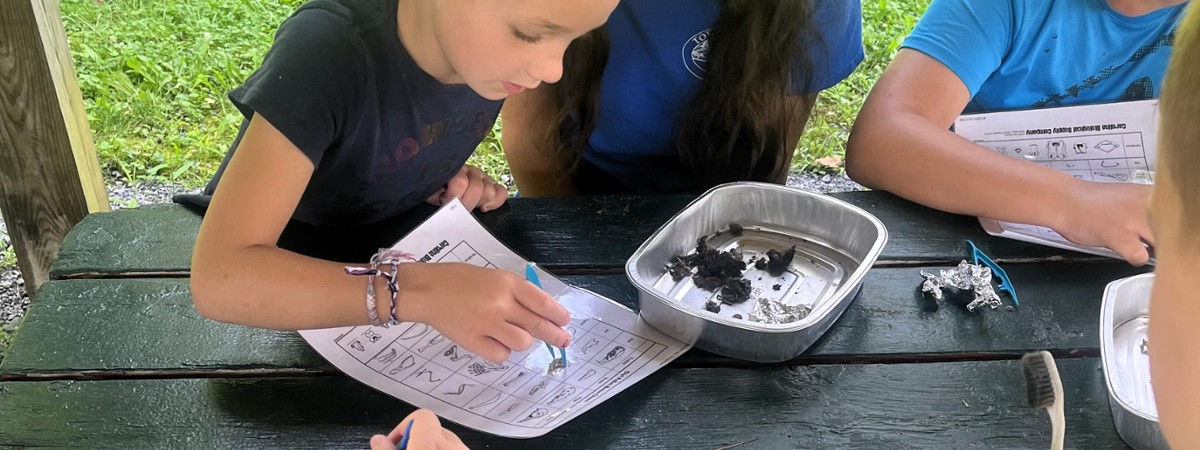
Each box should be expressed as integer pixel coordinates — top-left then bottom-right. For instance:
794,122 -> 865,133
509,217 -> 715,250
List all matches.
1132,169 -> 1155,185
920,260 -> 1002,311
749,297 -> 813,324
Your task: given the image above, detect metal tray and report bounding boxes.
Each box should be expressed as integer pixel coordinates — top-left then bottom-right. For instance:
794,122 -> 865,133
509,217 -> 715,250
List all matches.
1100,273 -> 1167,450
626,182 -> 887,362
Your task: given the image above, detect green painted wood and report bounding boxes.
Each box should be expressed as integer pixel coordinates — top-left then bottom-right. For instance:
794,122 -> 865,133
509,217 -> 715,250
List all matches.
50,192 -> 1085,279
0,358 -> 1129,448
49,203 -> 200,277
4,262 -> 1146,375
800,259 -> 1147,360
0,277 -> 320,375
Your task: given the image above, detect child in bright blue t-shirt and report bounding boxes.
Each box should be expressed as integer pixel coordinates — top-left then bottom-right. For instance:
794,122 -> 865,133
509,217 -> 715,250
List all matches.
908,0 -> 1182,113
847,0 -> 1187,266
502,0 -> 864,195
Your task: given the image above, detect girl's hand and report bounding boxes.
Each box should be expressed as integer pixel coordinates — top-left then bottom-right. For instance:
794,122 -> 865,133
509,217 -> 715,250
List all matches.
397,263 -> 572,362
428,165 -> 508,212
370,409 -> 467,450
1053,180 -> 1154,265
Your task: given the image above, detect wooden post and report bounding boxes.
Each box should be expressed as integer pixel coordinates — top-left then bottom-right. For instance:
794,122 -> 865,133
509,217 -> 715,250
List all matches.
0,0 -> 110,297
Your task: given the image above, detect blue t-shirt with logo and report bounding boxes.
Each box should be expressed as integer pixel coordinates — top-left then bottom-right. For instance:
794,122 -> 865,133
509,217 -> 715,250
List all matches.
903,0 -> 1187,114
582,0 -> 864,194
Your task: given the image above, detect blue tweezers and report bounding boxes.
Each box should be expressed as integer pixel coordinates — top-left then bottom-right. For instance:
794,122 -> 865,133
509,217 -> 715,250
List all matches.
525,263 -> 568,365
966,240 -> 1019,305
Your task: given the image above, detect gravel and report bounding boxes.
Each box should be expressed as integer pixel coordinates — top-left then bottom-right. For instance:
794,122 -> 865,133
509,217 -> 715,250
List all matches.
785,171 -> 866,194
0,173 -> 860,329
1,215 -> 25,329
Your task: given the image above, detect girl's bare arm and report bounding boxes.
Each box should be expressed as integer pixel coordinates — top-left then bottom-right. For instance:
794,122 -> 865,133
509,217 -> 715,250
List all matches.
846,49 -> 1151,265
191,113 -> 571,361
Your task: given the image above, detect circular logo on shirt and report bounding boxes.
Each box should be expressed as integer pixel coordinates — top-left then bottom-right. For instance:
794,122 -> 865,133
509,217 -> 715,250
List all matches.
682,29 -> 711,79
385,137 -> 421,172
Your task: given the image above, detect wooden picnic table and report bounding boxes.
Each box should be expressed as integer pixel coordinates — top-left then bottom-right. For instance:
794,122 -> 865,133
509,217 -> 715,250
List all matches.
0,191 -> 1147,448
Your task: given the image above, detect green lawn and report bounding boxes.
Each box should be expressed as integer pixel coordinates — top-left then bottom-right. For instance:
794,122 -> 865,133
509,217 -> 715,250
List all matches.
0,324 -> 11,361
60,0 -> 307,186
799,0 -> 929,170
60,0 -> 929,186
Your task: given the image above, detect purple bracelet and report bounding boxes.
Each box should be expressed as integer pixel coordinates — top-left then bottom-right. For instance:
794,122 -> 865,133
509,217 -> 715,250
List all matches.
346,249 -> 418,327
344,264 -> 384,327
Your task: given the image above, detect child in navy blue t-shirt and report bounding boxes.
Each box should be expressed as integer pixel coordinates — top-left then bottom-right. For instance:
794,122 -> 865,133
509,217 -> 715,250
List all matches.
189,0 -> 616,369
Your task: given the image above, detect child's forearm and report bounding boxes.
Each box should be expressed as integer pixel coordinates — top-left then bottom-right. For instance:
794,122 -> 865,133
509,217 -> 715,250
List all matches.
191,244 -> 403,330
848,108 -> 1077,228
191,243 -> 573,362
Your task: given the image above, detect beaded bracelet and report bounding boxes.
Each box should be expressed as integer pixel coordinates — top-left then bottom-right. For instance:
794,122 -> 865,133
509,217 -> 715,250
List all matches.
345,262 -> 384,327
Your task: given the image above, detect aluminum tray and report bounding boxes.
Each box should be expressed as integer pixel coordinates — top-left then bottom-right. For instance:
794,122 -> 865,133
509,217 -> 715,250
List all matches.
1101,273 -> 1167,450
626,182 -> 887,362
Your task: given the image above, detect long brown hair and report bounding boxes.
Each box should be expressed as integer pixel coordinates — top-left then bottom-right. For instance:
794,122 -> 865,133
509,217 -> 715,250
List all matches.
536,28 -> 609,175
542,0 -> 819,190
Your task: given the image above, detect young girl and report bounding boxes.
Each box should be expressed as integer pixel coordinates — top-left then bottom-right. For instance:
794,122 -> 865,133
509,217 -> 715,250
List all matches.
187,0 -> 617,363
501,0 -> 863,196
846,0 -> 1188,266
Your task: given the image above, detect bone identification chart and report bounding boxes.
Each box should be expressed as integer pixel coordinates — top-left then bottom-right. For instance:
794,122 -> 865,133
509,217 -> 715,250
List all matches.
954,99 -> 1158,259
299,199 -> 690,438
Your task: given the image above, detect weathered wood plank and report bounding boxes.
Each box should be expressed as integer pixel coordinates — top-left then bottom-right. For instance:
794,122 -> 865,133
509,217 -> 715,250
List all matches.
49,204 -> 208,278
50,192 -> 1092,279
0,358 -> 1129,448
0,0 -> 109,295
4,262 -> 1145,375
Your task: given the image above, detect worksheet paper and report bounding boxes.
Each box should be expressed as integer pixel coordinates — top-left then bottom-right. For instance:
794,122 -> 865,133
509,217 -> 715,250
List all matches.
299,199 -> 691,438
954,100 -> 1158,259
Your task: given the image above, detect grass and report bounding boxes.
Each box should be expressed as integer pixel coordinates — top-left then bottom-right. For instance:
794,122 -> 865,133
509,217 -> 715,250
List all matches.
0,325 -> 11,362
61,0 -> 307,186
0,245 -> 14,269
60,0 -> 929,187
796,0 -> 930,171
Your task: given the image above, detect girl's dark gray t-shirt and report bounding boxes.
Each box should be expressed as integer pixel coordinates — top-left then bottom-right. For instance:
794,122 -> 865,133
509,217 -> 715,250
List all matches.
202,0 -> 501,226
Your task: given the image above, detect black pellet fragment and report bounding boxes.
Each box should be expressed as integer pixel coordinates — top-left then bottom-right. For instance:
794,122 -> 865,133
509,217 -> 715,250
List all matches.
765,245 -> 797,276
717,279 -> 752,304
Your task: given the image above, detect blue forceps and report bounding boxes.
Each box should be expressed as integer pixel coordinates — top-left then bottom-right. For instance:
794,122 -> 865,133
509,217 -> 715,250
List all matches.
966,240 -> 1019,305
526,263 -> 568,366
